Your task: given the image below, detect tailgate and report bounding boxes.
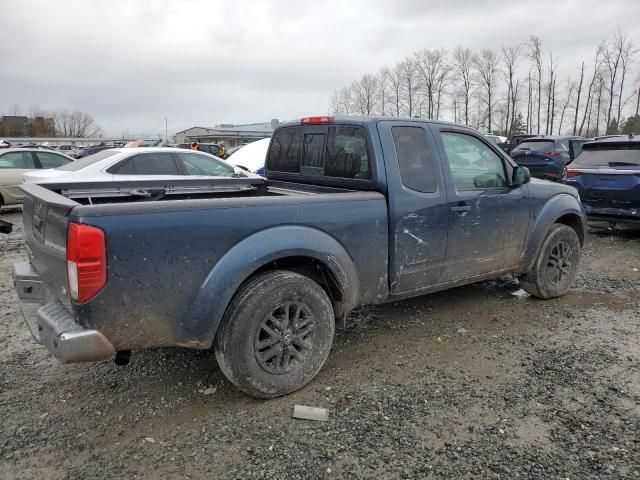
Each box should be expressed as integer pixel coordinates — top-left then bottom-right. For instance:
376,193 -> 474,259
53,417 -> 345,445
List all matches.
21,183 -> 79,303
578,172 -> 640,205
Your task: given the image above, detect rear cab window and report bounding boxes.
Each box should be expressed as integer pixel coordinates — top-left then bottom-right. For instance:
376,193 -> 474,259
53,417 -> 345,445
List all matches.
267,123 -> 372,185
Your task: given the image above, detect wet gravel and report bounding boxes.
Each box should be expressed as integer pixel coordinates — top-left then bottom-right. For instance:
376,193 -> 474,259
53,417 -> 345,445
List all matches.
1,209 -> 639,479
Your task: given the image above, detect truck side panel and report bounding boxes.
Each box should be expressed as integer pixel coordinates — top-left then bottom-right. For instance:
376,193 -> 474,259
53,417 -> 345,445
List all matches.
72,192 -> 389,350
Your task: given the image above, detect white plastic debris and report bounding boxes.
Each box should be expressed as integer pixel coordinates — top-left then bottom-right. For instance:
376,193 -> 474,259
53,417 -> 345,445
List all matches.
511,288 -> 530,299
293,405 -> 329,422
203,387 -> 217,395
456,328 -> 467,334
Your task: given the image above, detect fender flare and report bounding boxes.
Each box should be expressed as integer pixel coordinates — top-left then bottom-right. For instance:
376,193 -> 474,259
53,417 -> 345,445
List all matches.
181,225 -> 359,347
522,193 -> 586,272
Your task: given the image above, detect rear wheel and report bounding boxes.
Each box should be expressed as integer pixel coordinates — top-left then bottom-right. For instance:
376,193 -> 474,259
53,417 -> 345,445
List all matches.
214,270 -> 335,399
519,224 -> 581,299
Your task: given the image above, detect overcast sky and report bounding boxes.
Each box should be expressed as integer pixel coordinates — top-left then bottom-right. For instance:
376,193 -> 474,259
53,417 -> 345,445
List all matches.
2,0 -> 639,136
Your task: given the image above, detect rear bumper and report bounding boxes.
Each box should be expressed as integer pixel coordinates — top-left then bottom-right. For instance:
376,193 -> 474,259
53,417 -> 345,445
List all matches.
12,262 -> 115,363
583,204 -> 640,224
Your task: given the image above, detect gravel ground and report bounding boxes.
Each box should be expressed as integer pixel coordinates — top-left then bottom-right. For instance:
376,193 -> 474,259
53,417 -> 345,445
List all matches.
1,208 -> 639,479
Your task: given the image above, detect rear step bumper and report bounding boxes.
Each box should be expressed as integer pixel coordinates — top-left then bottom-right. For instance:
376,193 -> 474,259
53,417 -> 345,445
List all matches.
12,262 -> 115,363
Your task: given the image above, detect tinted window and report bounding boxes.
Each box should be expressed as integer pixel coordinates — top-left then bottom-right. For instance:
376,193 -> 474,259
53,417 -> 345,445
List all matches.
576,144 -> 640,167
325,126 -> 370,179
37,152 -> 71,168
57,150 -> 119,171
267,127 -> 302,173
176,152 -> 237,177
268,125 -> 371,180
113,152 -> 180,175
0,152 -> 35,169
441,132 -> 507,190
392,127 -> 437,193
517,140 -> 556,151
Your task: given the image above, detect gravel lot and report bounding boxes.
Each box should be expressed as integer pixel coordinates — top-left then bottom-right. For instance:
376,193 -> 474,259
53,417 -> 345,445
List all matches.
1,208 -> 639,479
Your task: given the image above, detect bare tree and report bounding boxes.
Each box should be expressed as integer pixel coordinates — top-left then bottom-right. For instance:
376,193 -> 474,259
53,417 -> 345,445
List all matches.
453,46 -> 474,125
527,36 -> 544,133
558,79 -> 575,134
414,48 -> 451,119
545,52 -> 557,134
579,48 -> 603,136
399,59 -> 419,118
53,110 -> 102,137
473,49 -> 500,132
600,32 -> 626,131
377,67 -> 391,116
616,34 -> 636,126
330,86 -> 353,115
502,44 -> 522,136
572,62 -> 585,135
526,71 -> 533,133
389,63 -> 404,116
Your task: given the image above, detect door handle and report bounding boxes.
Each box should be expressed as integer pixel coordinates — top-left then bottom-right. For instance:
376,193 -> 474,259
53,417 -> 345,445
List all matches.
450,205 -> 471,215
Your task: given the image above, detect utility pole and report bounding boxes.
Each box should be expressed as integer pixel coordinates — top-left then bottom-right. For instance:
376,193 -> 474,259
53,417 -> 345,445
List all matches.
164,117 -> 168,142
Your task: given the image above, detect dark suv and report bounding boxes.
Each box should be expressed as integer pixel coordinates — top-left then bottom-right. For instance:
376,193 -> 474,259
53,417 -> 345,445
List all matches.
510,136 -> 585,181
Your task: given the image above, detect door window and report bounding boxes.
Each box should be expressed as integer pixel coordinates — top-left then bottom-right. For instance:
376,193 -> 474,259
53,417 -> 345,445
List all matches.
441,132 -> 507,190
176,152 -> 237,177
36,152 -> 72,168
392,126 -> 437,193
0,152 -> 35,169
111,152 -> 180,175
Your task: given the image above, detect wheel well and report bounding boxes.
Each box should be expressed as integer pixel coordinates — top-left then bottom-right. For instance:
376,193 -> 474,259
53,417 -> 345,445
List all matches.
251,256 -> 345,315
555,214 -> 585,245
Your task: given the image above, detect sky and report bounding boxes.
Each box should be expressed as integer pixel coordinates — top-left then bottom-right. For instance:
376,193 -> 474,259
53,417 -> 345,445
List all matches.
1,0 -> 639,137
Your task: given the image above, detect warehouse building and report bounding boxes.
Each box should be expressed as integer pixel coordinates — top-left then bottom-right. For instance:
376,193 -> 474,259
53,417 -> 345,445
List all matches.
173,119 -> 278,147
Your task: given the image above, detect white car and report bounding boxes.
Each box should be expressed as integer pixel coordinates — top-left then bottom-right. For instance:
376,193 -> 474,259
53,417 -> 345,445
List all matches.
24,147 -> 257,185
226,138 -> 270,174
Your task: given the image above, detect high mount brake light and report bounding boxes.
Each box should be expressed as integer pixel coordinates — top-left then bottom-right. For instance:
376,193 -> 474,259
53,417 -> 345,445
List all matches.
67,222 -> 107,303
300,116 -> 334,125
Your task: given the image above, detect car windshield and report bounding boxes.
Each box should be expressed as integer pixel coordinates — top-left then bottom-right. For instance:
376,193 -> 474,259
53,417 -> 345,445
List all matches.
517,140 -> 555,151
55,150 -> 120,171
575,144 -> 640,167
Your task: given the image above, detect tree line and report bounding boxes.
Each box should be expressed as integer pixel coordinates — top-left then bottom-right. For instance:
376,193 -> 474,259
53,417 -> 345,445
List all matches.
2,104 -> 103,138
330,31 -> 640,138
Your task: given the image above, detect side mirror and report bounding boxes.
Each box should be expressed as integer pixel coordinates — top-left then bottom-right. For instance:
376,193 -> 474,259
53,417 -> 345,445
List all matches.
512,166 -> 530,187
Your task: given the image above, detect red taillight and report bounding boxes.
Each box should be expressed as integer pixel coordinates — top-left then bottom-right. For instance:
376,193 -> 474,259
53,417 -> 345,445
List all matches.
67,222 -> 107,303
564,168 -> 582,178
543,151 -> 561,157
301,116 -> 333,125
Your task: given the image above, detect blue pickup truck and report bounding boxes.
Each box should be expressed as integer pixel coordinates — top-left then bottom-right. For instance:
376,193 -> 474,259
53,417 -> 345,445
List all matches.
14,116 -> 586,398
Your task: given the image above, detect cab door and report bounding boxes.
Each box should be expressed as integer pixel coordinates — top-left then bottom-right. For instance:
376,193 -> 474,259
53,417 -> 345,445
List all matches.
430,126 -> 530,282
378,121 -> 449,294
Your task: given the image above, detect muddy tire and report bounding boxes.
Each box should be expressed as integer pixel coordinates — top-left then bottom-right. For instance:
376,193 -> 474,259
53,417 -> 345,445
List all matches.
519,224 -> 581,299
214,270 -> 335,399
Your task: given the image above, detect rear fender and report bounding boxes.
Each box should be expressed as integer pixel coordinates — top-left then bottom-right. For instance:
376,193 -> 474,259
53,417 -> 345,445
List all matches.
182,226 -> 358,348
522,193 -> 586,272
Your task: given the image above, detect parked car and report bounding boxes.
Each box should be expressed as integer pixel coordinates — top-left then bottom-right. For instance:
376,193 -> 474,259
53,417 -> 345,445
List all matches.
24,147 -> 253,185
56,145 -> 81,158
497,133 -> 540,154
226,137 -> 270,174
510,135 -> 585,181
13,116 -> 585,399
563,135 -> 640,225
75,143 -> 121,159
0,148 -> 73,208
484,133 -> 507,144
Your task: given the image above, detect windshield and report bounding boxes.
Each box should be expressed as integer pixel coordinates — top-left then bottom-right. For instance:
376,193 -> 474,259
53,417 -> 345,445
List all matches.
56,150 -> 120,171
517,140 -> 555,151
575,144 -> 640,167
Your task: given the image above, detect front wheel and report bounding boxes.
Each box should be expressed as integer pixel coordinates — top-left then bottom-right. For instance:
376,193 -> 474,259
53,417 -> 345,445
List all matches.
214,270 -> 335,399
519,224 -> 581,299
